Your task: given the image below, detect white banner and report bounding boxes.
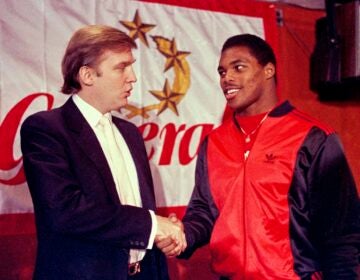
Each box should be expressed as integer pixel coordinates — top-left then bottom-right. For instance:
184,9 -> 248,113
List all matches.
0,0 -> 266,213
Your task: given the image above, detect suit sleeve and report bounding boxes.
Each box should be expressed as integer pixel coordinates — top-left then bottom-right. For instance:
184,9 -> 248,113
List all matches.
20,113 -> 152,249
180,138 -> 219,259
307,130 -> 360,279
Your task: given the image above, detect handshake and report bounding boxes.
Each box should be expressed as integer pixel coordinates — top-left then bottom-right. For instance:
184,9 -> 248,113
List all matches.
155,214 -> 187,257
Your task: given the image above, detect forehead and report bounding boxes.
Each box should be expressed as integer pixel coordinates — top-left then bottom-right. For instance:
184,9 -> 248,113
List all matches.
219,46 -> 257,66
97,48 -> 134,65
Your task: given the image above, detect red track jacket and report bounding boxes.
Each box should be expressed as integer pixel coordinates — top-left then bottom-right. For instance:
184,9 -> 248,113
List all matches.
181,101 -> 360,280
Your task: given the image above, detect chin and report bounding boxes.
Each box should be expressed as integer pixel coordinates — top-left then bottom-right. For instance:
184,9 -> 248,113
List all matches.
227,101 -> 240,110
118,101 -> 128,109
110,103 -> 124,112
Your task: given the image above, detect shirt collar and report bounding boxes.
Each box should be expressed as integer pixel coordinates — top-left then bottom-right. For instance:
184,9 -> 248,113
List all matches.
72,94 -> 111,128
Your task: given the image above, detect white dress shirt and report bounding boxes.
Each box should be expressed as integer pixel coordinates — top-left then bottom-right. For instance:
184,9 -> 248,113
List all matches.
72,94 -> 157,264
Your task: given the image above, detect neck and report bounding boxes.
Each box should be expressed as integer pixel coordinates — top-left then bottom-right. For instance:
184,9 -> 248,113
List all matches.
237,89 -> 278,116
77,91 -> 107,114
237,100 -> 278,116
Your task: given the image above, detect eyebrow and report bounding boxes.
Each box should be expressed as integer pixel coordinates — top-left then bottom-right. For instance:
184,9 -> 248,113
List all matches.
114,59 -> 136,68
217,59 -> 244,72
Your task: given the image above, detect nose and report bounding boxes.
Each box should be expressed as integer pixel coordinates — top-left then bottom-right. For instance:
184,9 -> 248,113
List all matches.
223,70 -> 234,83
221,72 -> 234,87
128,66 -> 137,83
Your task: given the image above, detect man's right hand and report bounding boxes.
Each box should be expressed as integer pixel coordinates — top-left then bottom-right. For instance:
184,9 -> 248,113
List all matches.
155,214 -> 187,257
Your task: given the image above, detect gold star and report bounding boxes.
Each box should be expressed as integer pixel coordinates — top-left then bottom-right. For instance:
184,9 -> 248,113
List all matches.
152,36 -> 190,72
150,79 -> 183,115
119,10 -> 155,47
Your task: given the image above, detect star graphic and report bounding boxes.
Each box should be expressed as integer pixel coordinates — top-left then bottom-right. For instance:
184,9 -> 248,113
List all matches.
150,79 -> 184,115
152,36 -> 190,73
119,10 -> 155,47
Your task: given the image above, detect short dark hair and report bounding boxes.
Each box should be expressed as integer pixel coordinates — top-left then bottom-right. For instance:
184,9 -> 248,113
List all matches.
61,25 -> 137,94
221,34 -> 276,67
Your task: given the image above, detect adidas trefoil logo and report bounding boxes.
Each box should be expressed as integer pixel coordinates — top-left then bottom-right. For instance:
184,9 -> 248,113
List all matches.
264,153 -> 277,163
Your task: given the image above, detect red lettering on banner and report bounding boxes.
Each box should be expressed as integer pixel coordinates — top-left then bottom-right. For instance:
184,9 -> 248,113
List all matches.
0,93 -> 54,185
138,122 -> 159,160
159,123 -> 186,165
1,94 -> 214,185
179,124 -> 214,164
139,122 -> 214,165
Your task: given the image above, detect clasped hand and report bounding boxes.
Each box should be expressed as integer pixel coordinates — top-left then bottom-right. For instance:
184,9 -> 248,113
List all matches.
155,213 -> 187,257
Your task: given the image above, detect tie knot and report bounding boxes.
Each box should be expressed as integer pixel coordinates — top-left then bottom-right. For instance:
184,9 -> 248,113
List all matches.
98,115 -> 111,127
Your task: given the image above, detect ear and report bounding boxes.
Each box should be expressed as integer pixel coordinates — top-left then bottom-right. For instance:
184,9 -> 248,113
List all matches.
264,63 -> 276,80
78,65 -> 95,86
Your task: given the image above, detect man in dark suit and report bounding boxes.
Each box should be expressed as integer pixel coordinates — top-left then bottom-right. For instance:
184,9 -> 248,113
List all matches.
20,25 -> 186,280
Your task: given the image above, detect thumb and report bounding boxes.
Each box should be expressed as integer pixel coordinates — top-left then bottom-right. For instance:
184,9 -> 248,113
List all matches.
168,213 -> 178,223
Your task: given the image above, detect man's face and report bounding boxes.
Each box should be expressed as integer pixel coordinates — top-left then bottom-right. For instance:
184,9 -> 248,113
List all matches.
217,45 -> 273,115
91,49 -> 137,113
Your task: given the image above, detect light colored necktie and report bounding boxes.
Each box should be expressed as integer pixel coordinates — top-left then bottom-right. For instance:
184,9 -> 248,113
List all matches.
97,115 -> 135,204
97,115 -> 144,264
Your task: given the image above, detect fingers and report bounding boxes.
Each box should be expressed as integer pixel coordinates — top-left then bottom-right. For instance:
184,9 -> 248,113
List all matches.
156,236 -> 182,257
156,236 -> 174,248
168,213 -> 184,230
168,212 -> 178,222
166,243 -> 184,257
167,213 -> 186,252
155,214 -> 187,256
155,233 -> 181,257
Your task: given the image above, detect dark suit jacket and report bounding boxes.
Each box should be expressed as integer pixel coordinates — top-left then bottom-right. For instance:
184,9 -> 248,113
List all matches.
20,98 -> 168,280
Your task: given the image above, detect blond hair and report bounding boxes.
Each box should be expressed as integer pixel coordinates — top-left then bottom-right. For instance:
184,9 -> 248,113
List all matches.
61,25 -> 136,94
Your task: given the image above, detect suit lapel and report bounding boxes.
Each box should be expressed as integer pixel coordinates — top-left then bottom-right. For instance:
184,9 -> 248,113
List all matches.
61,98 -> 120,204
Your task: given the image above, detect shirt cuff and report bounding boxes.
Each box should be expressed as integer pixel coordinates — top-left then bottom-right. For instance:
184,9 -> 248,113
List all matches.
147,210 -> 157,249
